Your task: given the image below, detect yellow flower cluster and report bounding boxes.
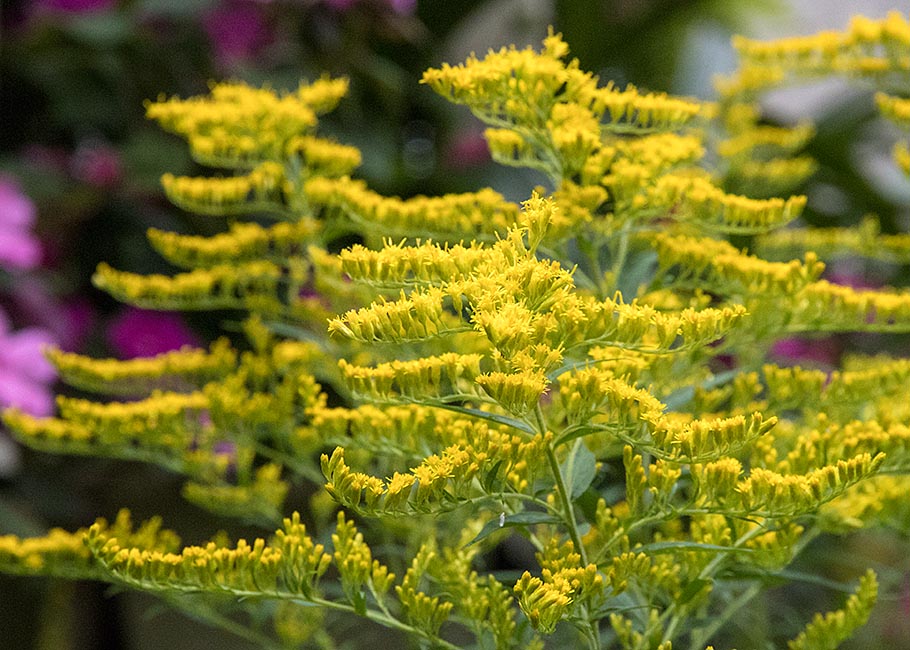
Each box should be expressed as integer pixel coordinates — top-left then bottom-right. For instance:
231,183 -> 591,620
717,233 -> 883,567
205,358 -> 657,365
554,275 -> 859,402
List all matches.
514,540 -> 604,634
148,219 -> 321,269
721,11 -> 910,100
147,79 -> 347,167
94,260 -> 286,313
321,429 -> 551,515
46,338 -> 236,396
306,176 -> 520,238
161,161 -> 287,216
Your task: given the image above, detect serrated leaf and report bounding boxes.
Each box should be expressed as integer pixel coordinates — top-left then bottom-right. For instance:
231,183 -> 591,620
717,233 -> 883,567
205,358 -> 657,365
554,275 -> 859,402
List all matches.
466,511 -> 560,546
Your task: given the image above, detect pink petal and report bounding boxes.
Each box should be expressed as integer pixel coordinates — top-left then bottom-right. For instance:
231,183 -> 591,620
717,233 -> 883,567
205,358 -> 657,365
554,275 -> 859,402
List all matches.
0,368 -> 55,417
0,180 -> 36,230
0,225 -> 42,270
0,327 -> 58,383
106,307 -> 201,359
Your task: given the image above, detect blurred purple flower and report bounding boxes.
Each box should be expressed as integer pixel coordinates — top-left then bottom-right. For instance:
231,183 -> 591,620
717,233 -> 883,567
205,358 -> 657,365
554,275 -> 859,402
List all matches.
8,277 -> 95,352
324,0 -> 416,14
770,336 -> 841,368
35,0 -> 115,14
325,0 -> 357,10
203,0 -> 270,64
0,178 -> 43,271
106,307 -> 201,360
386,0 -> 416,15
70,139 -> 123,189
444,130 -> 491,170
0,308 -> 57,417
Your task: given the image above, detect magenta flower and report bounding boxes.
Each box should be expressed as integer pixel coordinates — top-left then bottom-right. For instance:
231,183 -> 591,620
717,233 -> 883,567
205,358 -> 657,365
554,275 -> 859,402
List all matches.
770,336 -> 841,368
35,0 -> 116,14
106,307 -> 201,360
203,0 -> 270,65
0,308 -> 57,417
70,139 -> 123,189
0,178 -> 42,271
444,129 -> 491,170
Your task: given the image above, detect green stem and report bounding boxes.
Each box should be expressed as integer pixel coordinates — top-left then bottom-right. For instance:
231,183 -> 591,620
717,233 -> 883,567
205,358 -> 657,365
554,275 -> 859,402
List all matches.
537,405 -> 589,566
112,573 -> 464,650
658,525 -> 766,644
158,590 -> 288,650
686,582 -> 762,650
610,221 -> 632,295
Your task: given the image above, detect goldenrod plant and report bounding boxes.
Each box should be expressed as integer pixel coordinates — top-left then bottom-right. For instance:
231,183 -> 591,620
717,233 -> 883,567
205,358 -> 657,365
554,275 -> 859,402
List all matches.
4,11 -> 910,650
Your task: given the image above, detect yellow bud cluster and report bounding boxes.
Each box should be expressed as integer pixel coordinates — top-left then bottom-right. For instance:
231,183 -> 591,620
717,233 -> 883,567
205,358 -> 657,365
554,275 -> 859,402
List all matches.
0,510 -> 179,578
566,293 -> 747,354
321,428 -> 552,515
592,83 -> 703,132
332,512 -> 394,605
295,77 -> 350,115
721,11 -> 910,101
329,288 -> 469,343
149,219 -> 320,269
337,353 -> 483,402
3,408 -> 91,447
94,261 -> 284,312
92,530 -> 282,594
547,101 -> 602,175
57,390 -> 207,446
339,239 -> 486,287
648,232 -> 825,297
717,123 -> 815,160
182,463 -> 289,523
147,80 -> 341,167
652,411 -> 777,463
648,174 -> 807,234
557,368 -> 664,433
734,453 -> 884,517
788,570 -> 878,650
395,544 -> 454,637
790,280 -> 910,332
46,338 -> 236,396
420,31 -> 586,130
513,568 -> 579,634
0,527 -> 92,575
690,457 -> 743,507
161,161 -> 286,216
273,512 -> 333,597
606,552 -> 652,595
285,135 -> 362,177
306,177 -> 519,238
476,370 -> 549,416
484,128 -> 534,166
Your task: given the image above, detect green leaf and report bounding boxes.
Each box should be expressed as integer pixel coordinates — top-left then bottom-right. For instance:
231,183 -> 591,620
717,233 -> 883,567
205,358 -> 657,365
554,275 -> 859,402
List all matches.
635,541 -> 755,554
677,578 -> 711,605
467,511 -> 560,547
481,460 -> 505,492
562,439 -> 597,500
430,402 -> 535,434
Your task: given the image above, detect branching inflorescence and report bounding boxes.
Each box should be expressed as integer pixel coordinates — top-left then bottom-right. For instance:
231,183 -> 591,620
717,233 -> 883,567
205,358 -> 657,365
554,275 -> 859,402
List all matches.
4,11 -> 910,650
